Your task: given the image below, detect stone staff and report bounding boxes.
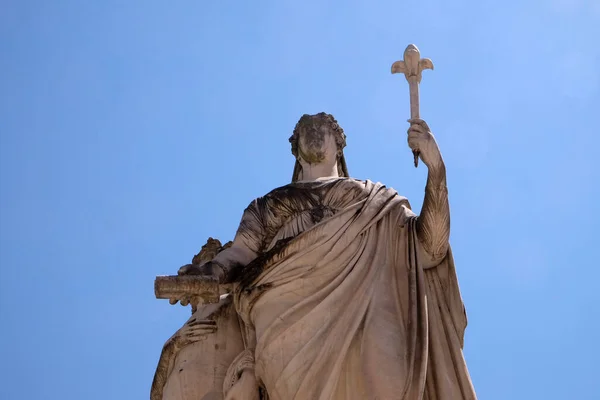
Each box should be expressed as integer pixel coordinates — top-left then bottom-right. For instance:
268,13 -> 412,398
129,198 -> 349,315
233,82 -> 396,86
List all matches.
391,44 -> 434,167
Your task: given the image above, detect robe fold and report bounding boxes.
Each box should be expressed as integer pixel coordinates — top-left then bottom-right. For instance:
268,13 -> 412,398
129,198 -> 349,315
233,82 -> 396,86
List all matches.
231,178 -> 476,400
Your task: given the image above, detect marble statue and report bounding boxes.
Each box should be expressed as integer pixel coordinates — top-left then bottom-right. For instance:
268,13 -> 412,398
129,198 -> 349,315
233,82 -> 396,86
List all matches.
152,45 -> 477,400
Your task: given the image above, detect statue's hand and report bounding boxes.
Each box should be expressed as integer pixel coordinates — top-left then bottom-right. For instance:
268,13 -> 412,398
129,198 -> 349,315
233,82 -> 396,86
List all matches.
169,261 -> 225,306
178,261 -> 225,279
407,119 -> 443,169
175,316 -> 218,346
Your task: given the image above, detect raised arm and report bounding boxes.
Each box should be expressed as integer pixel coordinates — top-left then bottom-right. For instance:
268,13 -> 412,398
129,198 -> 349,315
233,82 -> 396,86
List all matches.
417,162 -> 450,265
407,119 -> 450,266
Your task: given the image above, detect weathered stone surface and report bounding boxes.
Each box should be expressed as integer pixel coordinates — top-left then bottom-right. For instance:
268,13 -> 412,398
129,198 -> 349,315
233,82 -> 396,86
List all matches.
154,275 -> 220,305
152,295 -> 244,400
152,51 -> 476,399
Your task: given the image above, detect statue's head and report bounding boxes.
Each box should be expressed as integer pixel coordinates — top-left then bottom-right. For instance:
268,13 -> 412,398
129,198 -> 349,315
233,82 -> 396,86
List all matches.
289,112 -> 349,182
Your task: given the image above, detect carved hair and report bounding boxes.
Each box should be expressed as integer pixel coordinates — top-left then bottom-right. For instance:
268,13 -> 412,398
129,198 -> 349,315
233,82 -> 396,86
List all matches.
289,113 -> 347,157
289,112 -> 349,182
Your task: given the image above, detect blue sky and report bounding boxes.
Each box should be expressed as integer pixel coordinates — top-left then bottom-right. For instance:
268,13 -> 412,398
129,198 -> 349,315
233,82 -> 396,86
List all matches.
1,0 -> 599,399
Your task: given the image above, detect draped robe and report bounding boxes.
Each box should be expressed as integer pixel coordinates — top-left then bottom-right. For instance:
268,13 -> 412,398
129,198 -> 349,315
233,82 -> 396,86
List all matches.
226,177 -> 476,400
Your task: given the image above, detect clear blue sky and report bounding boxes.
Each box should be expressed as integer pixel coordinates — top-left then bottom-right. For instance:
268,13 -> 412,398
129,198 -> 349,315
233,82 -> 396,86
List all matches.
1,1 -> 599,399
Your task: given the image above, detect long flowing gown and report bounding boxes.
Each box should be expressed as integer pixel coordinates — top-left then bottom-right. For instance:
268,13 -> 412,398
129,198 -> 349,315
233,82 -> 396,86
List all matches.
226,177 -> 476,400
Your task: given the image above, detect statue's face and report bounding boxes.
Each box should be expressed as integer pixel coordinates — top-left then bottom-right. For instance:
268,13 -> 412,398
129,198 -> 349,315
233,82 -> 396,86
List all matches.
297,122 -> 338,165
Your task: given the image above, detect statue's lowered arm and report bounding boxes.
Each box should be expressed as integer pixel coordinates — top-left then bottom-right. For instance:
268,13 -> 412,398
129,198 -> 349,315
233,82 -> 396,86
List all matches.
210,239 -> 258,283
210,201 -> 263,282
177,200 -> 262,283
155,203 -> 262,307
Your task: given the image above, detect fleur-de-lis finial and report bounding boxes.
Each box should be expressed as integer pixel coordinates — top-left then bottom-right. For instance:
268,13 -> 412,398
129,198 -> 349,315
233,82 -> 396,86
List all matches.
391,44 -> 434,84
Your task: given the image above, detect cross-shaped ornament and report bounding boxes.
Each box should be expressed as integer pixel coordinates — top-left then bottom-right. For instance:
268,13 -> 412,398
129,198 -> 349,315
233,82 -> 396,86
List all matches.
391,44 -> 434,167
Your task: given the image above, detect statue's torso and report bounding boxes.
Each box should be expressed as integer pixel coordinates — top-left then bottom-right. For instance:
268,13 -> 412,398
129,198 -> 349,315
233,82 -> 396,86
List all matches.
234,179 -> 414,400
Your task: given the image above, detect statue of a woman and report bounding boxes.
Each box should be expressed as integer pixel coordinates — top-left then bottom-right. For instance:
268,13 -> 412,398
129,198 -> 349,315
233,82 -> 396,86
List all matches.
154,113 -> 476,400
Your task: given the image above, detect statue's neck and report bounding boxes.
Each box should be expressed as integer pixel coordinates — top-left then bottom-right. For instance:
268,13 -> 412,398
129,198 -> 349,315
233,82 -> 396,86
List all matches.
298,161 -> 339,182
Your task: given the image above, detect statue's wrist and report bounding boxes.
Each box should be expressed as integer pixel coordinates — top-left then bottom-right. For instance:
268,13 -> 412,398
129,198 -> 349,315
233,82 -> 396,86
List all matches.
209,260 -> 229,283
